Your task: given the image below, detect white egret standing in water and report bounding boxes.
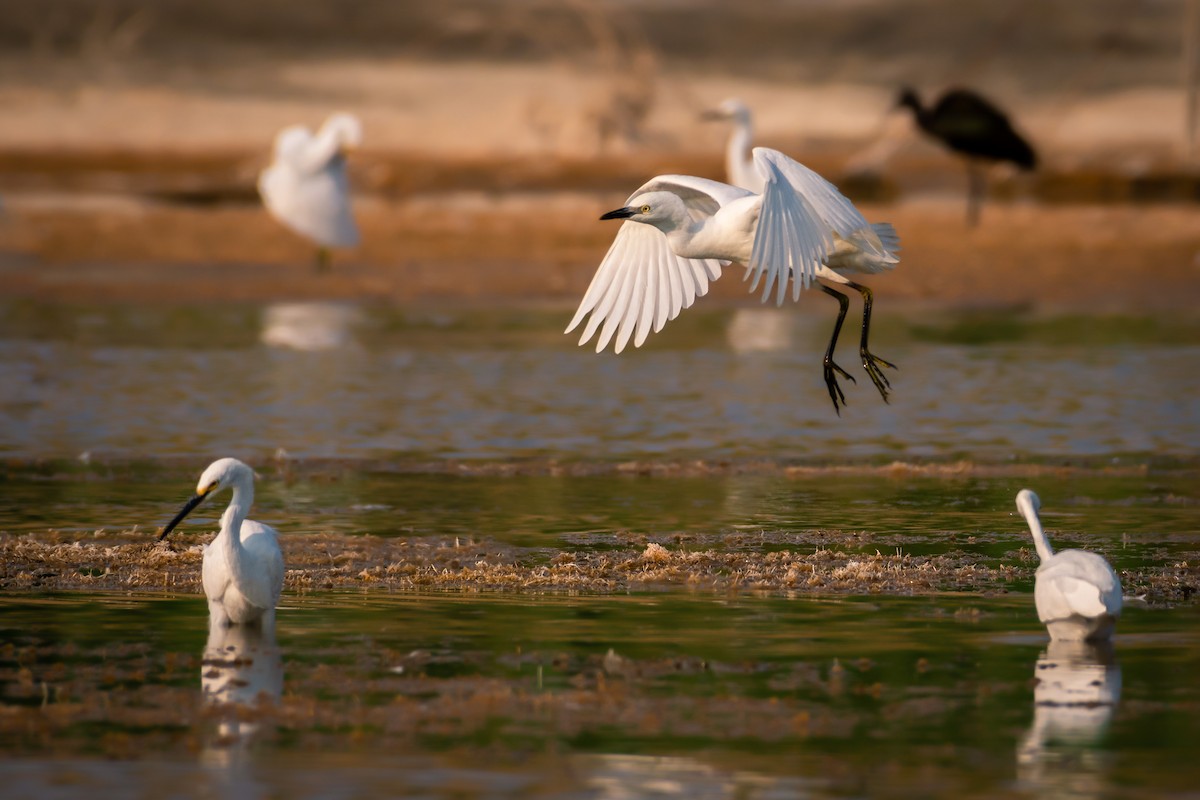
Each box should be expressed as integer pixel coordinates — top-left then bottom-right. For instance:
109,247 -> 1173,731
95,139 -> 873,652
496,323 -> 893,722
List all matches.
258,112 -> 362,271
566,147 -> 900,414
700,98 -> 765,194
1016,489 -> 1122,641
159,458 -> 284,630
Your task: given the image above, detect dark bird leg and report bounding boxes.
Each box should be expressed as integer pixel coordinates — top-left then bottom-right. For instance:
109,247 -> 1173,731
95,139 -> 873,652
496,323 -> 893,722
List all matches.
965,161 -> 985,228
315,246 -> 332,273
819,283 -> 856,415
844,280 -> 896,402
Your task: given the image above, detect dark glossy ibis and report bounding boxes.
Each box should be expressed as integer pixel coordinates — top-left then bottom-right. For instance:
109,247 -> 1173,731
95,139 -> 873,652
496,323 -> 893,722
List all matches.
897,87 -> 1037,226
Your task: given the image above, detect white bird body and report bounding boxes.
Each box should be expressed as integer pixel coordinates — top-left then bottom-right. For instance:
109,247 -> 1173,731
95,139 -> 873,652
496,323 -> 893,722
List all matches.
160,458 -> 285,629
1016,489 -> 1122,642
259,112 -> 361,252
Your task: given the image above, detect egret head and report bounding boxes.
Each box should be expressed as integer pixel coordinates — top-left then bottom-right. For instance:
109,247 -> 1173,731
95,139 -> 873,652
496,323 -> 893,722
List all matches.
599,191 -> 689,231
321,112 -> 363,151
895,87 -> 922,112
158,458 -> 254,542
700,97 -> 751,124
1016,489 -> 1041,515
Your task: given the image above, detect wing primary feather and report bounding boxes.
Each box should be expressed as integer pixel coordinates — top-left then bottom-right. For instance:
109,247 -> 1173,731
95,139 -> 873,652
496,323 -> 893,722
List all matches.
579,246 -> 631,347
596,254 -> 637,352
678,251 -> 698,308
566,222 -> 634,335
665,250 -> 685,321
653,249 -> 671,332
614,254 -> 647,354
633,248 -> 658,347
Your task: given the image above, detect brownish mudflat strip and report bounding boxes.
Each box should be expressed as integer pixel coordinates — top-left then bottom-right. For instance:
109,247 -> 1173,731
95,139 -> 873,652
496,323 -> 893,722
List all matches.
2,525 -> 1195,605
2,189 -> 1197,311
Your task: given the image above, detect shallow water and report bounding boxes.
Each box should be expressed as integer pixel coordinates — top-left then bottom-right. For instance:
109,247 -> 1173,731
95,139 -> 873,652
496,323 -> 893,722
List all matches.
1,299 -> 1198,796
1,592 -> 1199,798
1,301 -> 1198,463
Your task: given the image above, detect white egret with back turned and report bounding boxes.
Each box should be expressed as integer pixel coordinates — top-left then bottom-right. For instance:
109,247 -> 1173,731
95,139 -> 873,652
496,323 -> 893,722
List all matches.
1016,489 -> 1122,641
565,146 -> 900,414
158,458 -> 284,630
258,112 -> 362,272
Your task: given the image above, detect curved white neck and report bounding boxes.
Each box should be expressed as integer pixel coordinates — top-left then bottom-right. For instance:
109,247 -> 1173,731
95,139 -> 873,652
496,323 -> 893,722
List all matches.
218,479 -> 254,551
726,118 -> 753,185
1019,501 -> 1055,562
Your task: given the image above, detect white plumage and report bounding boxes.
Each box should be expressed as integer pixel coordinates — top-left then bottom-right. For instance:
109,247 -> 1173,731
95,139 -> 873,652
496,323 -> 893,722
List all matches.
700,98 -> 765,194
1016,489 -> 1122,641
566,146 -> 900,413
258,112 -> 362,266
159,458 -> 285,629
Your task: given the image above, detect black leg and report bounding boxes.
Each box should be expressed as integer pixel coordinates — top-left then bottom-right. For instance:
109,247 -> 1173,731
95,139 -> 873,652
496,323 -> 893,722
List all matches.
966,162 -> 984,228
819,283 -> 856,415
844,280 -> 896,403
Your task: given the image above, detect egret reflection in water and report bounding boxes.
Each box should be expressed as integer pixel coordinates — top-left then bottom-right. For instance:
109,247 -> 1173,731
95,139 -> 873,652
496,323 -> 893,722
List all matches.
1017,640 -> 1121,799
725,307 -> 797,353
200,622 -> 283,757
260,301 -> 362,351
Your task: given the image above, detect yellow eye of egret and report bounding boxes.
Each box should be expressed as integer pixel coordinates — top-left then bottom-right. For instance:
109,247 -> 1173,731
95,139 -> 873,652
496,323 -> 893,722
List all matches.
640,205 -> 651,214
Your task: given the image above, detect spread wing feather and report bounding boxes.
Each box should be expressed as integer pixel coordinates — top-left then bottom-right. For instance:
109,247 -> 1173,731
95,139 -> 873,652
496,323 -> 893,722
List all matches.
566,220 -> 722,353
747,148 -> 883,302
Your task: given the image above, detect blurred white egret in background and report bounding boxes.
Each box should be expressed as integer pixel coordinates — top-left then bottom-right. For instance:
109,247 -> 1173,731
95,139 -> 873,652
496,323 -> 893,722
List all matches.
725,308 -> 796,353
159,458 -> 284,630
700,98 -> 765,194
1016,489 -> 1122,642
566,146 -> 900,414
258,112 -> 362,271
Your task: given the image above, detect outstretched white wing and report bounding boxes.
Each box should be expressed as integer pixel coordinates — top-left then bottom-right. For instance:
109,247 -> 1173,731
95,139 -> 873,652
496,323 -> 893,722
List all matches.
747,147 -> 873,304
565,221 -> 722,354
566,175 -> 739,354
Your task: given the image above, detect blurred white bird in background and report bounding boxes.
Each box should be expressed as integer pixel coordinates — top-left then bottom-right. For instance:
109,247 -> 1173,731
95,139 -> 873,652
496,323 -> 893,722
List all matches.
259,112 -> 362,271
1016,489 -> 1122,641
700,97 -> 765,194
566,146 -> 900,414
158,458 -> 285,630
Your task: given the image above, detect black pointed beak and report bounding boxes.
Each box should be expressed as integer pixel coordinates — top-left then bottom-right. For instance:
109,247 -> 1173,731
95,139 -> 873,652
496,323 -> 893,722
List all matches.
158,491 -> 208,541
600,206 -> 636,221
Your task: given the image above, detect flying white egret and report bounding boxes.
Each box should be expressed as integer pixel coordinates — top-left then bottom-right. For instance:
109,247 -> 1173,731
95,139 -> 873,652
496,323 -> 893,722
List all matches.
158,458 -> 284,630
258,112 -> 362,272
1016,489 -> 1122,642
565,146 -> 900,413
700,98 -> 765,194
